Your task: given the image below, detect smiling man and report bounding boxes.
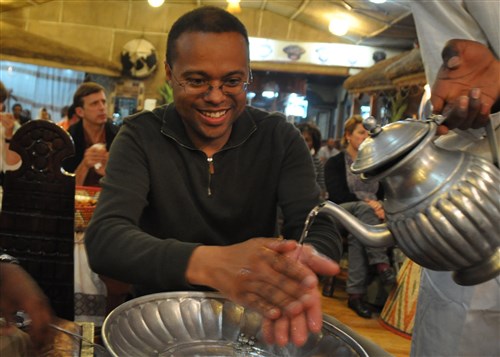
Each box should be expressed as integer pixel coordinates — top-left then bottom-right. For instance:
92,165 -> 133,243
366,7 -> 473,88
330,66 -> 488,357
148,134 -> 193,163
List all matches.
85,6 -> 342,347
63,82 -> 119,186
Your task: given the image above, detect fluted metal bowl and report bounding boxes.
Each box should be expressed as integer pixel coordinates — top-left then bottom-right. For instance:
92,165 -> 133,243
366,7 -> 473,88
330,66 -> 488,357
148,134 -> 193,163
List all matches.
102,292 -> 389,357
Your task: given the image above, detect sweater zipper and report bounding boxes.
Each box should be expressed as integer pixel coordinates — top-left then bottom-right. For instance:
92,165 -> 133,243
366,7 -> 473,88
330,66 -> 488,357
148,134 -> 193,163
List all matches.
207,157 -> 214,196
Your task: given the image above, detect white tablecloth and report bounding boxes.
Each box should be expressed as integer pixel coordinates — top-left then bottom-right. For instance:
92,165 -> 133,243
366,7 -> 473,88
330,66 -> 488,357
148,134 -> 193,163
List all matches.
74,232 -> 107,326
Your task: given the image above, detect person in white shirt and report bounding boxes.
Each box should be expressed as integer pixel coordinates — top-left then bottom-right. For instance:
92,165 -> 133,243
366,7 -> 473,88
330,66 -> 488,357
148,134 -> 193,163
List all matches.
409,1 -> 499,356
317,137 -> 339,164
0,81 -> 21,175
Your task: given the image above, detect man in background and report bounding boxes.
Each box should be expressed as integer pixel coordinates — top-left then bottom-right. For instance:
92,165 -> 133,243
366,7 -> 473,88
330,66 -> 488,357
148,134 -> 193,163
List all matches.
57,104 -> 80,131
11,103 -> 30,126
317,137 -> 339,163
62,82 -> 119,186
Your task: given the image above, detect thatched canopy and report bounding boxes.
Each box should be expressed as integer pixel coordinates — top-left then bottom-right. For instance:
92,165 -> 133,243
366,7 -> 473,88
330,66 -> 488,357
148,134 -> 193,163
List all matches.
385,48 -> 426,88
343,49 -> 426,94
0,21 -> 121,76
343,52 -> 408,93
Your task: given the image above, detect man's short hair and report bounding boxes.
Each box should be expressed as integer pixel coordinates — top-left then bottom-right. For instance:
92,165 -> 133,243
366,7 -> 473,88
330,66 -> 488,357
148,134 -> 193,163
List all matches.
67,104 -> 76,119
166,6 -> 249,68
12,103 -> 22,111
73,82 -> 105,108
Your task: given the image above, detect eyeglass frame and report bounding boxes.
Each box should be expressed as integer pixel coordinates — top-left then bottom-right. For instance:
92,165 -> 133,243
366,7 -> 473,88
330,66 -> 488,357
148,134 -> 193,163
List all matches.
167,64 -> 253,96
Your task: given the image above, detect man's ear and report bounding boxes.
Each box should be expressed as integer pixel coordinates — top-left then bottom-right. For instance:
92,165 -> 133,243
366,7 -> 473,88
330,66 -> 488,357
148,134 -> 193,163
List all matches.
165,61 -> 173,86
75,107 -> 84,118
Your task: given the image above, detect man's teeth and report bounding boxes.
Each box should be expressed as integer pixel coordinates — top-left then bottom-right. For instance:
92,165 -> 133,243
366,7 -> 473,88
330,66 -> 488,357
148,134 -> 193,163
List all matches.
202,110 -> 227,118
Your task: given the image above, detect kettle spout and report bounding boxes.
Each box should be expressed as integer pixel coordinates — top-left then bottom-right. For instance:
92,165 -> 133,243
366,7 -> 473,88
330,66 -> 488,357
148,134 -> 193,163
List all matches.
319,201 -> 395,248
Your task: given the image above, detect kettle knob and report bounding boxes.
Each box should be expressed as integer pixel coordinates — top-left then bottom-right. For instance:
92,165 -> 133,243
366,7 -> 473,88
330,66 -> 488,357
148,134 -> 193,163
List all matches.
363,116 -> 383,137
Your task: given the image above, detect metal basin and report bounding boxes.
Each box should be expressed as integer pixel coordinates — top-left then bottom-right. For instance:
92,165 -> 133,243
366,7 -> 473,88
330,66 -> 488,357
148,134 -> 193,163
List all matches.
102,292 -> 389,357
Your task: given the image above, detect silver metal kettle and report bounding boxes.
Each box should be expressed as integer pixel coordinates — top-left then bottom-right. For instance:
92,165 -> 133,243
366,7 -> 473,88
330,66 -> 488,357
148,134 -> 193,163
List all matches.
315,116 -> 500,286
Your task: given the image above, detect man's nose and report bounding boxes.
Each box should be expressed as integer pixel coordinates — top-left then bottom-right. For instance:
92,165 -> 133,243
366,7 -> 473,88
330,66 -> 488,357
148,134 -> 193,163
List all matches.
203,84 -> 227,103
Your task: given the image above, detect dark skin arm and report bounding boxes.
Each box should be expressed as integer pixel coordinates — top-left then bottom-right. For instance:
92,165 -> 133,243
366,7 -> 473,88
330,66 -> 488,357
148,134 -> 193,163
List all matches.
0,263 -> 54,350
431,39 -> 500,134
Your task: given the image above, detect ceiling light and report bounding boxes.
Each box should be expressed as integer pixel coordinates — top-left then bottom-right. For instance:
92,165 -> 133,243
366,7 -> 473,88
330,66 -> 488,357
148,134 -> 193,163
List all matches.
369,0 -> 387,3
226,0 -> 241,14
148,0 -> 165,7
329,16 -> 350,36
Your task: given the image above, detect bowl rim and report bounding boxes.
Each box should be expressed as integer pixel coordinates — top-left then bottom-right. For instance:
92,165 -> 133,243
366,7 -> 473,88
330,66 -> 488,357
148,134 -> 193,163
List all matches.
102,291 -> 380,357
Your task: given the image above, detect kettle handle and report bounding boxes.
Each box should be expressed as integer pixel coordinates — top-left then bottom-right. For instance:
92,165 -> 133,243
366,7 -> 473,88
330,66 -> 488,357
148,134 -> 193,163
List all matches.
422,96 -> 499,168
428,113 -> 499,168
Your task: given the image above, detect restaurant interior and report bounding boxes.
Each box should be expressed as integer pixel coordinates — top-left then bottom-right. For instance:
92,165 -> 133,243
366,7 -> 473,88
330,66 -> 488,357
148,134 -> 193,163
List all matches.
2,1 -> 493,356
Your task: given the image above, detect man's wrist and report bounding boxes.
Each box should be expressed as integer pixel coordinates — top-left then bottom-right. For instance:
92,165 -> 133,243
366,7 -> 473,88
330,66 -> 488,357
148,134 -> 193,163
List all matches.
186,245 -> 215,287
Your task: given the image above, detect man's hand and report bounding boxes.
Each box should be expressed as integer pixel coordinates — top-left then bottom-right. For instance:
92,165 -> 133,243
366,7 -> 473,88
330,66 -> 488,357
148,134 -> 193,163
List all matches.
82,144 -> 108,175
431,39 -> 500,133
0,263 -> 54,350
261,242 -> 339,346
186,239 -> 339,346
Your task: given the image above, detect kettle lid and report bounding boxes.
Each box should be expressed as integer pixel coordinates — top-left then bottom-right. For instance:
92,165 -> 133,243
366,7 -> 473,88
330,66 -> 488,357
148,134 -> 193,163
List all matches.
351,117 -> 430,174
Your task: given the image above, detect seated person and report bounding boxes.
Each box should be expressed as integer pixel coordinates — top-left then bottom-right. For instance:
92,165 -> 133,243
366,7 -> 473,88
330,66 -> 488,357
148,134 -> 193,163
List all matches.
11,103 -> 30,126
58,104 -> 80,131
36,107 -> 52,121
318,137 -> 340,164
85,6 -> 342,347
297,123 -> 327,201
325,114 -> 395,318
0,81 -> 22,190
62,82 -> 119,186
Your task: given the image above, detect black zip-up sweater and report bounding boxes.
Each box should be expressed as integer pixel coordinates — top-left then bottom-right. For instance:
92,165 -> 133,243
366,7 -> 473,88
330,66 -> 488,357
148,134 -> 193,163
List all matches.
86,104 -> 342,295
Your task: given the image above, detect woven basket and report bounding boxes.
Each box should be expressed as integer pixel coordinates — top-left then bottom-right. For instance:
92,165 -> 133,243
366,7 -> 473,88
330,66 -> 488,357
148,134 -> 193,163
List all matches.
75,186 -> 101,231
379,258 -> 421,339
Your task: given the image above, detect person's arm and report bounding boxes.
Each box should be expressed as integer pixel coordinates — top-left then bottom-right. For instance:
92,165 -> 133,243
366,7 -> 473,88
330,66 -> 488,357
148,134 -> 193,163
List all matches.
5,143 -> 21,166
1,113 -> 22,167
85,116 -> 175,287
0,259 -> 54,350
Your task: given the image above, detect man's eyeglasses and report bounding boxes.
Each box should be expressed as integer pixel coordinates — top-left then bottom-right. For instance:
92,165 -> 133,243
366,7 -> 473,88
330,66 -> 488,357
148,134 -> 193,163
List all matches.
168,65 -> 252,96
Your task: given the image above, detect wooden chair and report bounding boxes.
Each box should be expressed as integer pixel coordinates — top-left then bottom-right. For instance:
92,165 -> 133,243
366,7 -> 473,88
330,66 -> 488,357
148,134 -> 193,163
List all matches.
0,120 -> 76,321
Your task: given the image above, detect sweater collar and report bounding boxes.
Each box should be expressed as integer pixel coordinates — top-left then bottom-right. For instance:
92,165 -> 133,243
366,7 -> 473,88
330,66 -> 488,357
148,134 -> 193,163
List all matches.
158,104 -> 257,150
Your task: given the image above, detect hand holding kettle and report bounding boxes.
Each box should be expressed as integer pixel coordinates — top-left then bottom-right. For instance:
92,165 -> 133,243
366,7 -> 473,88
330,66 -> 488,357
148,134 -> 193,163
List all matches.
431,39 -> 500,134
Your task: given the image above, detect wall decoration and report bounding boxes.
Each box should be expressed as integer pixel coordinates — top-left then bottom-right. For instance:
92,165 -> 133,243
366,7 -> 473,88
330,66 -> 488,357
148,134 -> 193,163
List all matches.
120,39 -> 157,79
249,37 -> 402,68
283,45 -> 306,61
